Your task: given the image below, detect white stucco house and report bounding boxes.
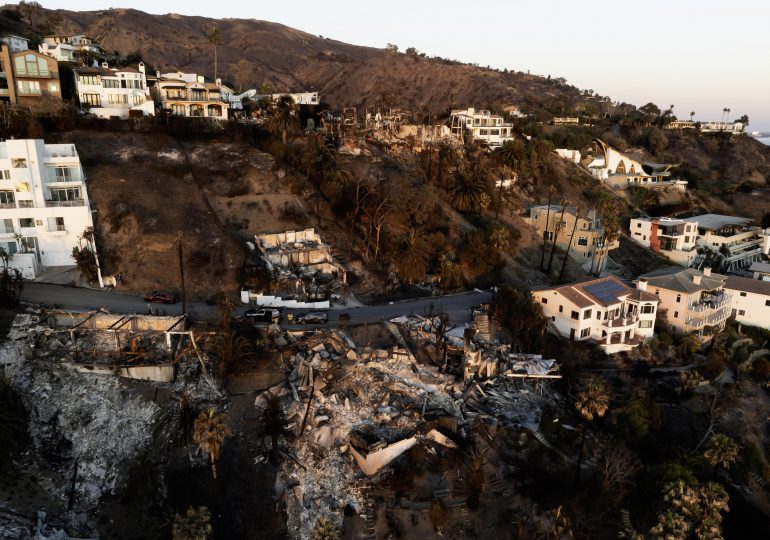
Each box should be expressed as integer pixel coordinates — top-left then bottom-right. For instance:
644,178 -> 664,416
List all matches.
532,275 -> 659,354
629,217 -> 699,267
450,108 -> 515,148
681,214 -> 770,272
724,276 -> 770,331
74,62 -> 155,119
0,139 -> 98,280
586,139 -> 687,191
38,34 -> 103,63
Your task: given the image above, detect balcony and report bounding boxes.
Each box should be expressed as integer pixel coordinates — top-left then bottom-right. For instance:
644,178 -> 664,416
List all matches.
46,224 -> 66,233
0,201 -> 16,209
688,292 -> 731,314
45,199 -> 85,207
0,226 -> 14,235
602,313 -> 639,329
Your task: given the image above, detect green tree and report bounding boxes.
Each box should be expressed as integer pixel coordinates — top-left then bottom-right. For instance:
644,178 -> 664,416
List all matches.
396,228 -> 430,284
449,167 -> 488,212
193,409 -> 231,479
704,433 -> 738,478
650,480 -> 729,540
269,95 -> 299,145
173,506 -> 212,540
205,27 -> 222,79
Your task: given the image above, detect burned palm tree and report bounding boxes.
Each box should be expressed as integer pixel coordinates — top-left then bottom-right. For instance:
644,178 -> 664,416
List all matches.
269,95 -> 299,145
573,376 -> 610,486
193,409 -> 231,479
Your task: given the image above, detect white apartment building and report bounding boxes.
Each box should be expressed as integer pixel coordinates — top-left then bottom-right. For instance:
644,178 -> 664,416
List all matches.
450,108 -> 515,148
38,34 -> 103,63
586,139 -> 687,191
681,214 -> 770,272
0,139 -> 96,278
637,267 -> 730,340
74,62 -> 155,119
532,275 -> 658,354
629,217 -> 699,267
724,276 -> 770,331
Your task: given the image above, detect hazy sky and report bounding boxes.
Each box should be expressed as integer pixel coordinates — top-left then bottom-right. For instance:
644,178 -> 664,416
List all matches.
17,0 -> 770,131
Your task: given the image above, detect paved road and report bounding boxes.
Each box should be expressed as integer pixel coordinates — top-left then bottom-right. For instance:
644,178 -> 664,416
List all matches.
20,282 -> 493,327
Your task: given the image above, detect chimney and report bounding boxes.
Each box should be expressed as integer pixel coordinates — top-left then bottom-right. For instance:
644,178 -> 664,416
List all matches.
215,77 -> 221,88
703,267 -> 711,277
138,62 -> 145,74
101,61 -> 109,69
637,279 -> 647,292
692,275 -> 702,285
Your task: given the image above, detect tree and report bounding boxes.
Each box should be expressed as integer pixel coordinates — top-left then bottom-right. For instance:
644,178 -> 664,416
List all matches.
650,480 -> 729,540
0,248 -> 23,307
396,228 -> 430,284
229,59 -> 254,92
703,433 -> 738,478
545,203 -> 567,273
449,167 -> 489,212
269,95 -> 299,145
205,27 -> 221,80
385,43 -> 399,54
17,1 -> 41,28
540,186 -> 556,270
558,205 -> 580,281
574,376 -> 610,486
405,47 -> 418,57
193,409 -> 231,479
690,111 -> 695,122
493,286 -> 548,351
73,48 -> 99,68
173,506 -> 212,540
436,142 -> 457,190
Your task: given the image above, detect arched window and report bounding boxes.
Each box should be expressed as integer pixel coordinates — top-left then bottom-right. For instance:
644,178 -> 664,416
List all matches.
615,160 -> 626,174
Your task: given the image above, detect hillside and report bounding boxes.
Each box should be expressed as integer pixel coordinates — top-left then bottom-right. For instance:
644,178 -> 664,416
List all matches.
0,5 -> 595,116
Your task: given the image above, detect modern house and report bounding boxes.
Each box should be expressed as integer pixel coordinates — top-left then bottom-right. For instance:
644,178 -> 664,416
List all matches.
0,45 -> 62,113
637,267 -> 730,340
0,139 -> 97,279
74,62 -> 155,119
450,108 -> 515,148
153,73 -> 228,119
38,34 -> 103,63
532,275 -> 658,354
524,204 -> 619,273
0,34 -> 29,53
585,139 -> 687,191
554,149 -> 581,163
629,217 -> 699,267
724,276 -> 770,331
749,262 -> 770,281
681,214 -> 770,272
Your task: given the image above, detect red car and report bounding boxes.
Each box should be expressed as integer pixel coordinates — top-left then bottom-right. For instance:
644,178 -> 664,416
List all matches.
143,290 -> 179,304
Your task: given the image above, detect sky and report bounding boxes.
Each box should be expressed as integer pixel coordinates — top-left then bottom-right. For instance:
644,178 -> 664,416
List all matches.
15,0 -> 770,131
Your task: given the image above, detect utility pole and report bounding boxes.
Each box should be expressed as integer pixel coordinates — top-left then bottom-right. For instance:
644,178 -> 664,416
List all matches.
176,233 -> 187,317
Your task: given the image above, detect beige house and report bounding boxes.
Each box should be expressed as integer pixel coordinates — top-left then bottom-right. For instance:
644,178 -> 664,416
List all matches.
153,73 -> 228,120
637,267 -> 730,340
533,275 -> 658,354
524,204 -> 619,273
724,276 -> 770,331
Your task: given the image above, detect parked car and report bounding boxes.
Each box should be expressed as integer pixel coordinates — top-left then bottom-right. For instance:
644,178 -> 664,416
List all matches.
143,290 -> 178,304
244,308 -> 281,324
295,311 -> 329,325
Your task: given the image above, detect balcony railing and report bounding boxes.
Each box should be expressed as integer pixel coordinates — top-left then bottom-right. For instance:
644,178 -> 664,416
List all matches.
45,199 -> 85,207
0,226 -> 14,234
603,313 -> 639,328
46,225 -> 66,232
0,202 -> 16,209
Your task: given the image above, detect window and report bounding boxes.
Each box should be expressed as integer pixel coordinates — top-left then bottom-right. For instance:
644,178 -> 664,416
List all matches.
765,300 -> 770,307
78,75 -> 100,85
14,53 -> 49,76
48,82 -> 58,92
571,310 -> 579,320
596,311 -> 601,319
0,190 -> 15,205
641,304 -> 655,314
17,80 -> 41,95
15,182 -> 29,192
49,187 -> 81,202
639,320 -> 653,328
676,294 -> 681,303
47,166 -> 78,182
82,93 -> 101,106
0,170 -> 9,179
558,305 -> 563,313
578,236 -> 588,246
171,104 -> 186,116
739,292 -> 746,297
108,94 -> 128,104
583,309 -> 592,319
636,223 -> 642,228
190,90 -> 205,101
674,311 -> 679,318
544,231 -> 554,241
47,217 -> 65,232
738,310 -> 745,316
103,79 -> 121,88
580,328 -> 590,338
0,219 -> 13,234
133,95 -> 145,105
19,218 -> 34,228
541,298 -> 547,304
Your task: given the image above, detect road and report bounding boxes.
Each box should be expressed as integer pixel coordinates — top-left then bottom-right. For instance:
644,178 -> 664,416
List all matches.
20,283 -> 493,327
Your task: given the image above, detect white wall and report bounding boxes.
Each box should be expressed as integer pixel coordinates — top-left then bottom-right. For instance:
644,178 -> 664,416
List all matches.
727,288 -> 770,330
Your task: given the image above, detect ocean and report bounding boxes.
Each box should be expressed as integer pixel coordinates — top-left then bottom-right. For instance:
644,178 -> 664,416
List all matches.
757,137 -> 770,146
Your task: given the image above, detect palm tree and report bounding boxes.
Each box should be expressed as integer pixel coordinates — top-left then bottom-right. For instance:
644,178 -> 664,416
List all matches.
269,95 -> 299,145
545,203 -> 567,273
173,506 -> 212,540
436,142 -> 457,190
574,376 -> 610,486
690,111 -> 695,122
396,228 -> 430,284
704,433 -> 738,478
74,48 -> 98,68
558,206 -> 580,281
540,186 -> 557,270
205,27 -> 221,80
193,409 -> 231,479
449,167 -> 488,213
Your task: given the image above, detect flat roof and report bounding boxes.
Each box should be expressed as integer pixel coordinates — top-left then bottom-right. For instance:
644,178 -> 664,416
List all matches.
682,214 -> 752,230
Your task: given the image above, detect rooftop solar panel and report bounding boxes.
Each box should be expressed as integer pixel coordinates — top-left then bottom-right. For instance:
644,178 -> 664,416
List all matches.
583,280 -> 627,303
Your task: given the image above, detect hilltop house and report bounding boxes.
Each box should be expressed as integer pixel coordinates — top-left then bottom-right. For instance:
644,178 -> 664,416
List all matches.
0,139 -> 98,280
585,139 -> 687,191
681,214 -> 770,272
665,120 -> 746,134
153,72 -> 228,119
0,45 -> 62,113
629,217 -> 699,267
450,108 -> 515,148
0,35 -> 29,53
532,275 -> 658,354
38,34 -> 103,63
724,276 -> 770,331
637,267 -> 730,340
523,204 -> 619,273
74,62 -> 155,119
